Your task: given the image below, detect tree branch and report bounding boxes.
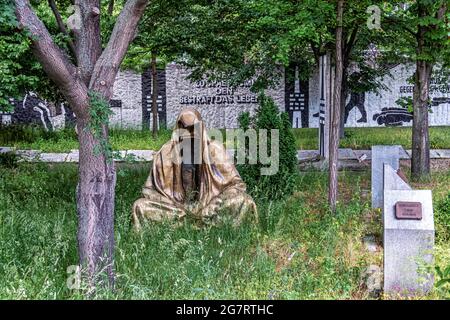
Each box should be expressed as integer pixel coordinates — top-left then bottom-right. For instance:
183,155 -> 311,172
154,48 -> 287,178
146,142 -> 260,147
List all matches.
15,0 -> 89,116
384,15 -> 417,37
48,0 -> 77,57
108,0 -> 115,15
344,26 -> 358,61
74,0 -> 102,85
89,0 -> 149,97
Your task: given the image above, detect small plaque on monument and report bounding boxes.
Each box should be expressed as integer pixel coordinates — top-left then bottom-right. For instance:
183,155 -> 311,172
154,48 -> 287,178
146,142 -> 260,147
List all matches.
395,202 -> 422,220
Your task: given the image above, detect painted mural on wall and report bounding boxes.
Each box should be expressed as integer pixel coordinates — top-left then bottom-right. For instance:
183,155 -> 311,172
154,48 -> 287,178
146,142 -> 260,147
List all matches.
0,92 -> 75,130
342,64 -> 450,127
1,63 -> 449,130
344,92 -> 367,124
141,68 -> 166,129
285,65 -> 309,128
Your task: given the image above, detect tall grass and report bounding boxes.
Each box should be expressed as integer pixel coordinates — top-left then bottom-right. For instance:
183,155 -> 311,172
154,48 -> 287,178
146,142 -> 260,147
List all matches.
1,164 -> 449,299
0,164 -> 371,299
1,125 -> 449,152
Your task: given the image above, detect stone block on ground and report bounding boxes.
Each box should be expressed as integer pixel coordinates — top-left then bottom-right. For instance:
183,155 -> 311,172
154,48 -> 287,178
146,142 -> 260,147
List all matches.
371,145 -> 401,208
113,151 -> 128,162
0,147 -> 15,154
127,150 -> 154,161
38,153 -> 68,163
435,149 -> 450,158
297,150 -> 320,161
66,150 -> 79,162
338,148 -> 356,160
383,189 -> 434,296
399,147 -> 410,159
383,164 -> 411,192
429,150 -> 440,159
15,150 -> 41,161
363,235 -> 379,253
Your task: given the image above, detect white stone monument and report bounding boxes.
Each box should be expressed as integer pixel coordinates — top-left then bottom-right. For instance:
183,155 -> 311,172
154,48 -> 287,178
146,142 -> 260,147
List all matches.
383,164 -> 435,296
371,145 -> 401,208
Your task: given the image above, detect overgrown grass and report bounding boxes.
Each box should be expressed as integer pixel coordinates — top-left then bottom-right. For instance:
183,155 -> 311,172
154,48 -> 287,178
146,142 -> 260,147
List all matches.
294,126 -> 450,150
0,126 -> 172,153
1,163 -> 449,299
1,125 -> 449,152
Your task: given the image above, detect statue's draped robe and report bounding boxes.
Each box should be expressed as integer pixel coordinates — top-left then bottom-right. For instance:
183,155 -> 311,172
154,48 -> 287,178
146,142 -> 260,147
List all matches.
132,108 -> 257,230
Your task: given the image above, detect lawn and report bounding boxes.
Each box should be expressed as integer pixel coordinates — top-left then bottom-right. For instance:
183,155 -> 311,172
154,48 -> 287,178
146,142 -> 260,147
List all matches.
1,161 -> 449,299
1,125 -> 449,152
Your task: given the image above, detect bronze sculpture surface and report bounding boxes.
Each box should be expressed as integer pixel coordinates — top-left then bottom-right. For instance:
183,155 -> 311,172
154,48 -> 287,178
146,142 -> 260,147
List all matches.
132,108 -> 257,230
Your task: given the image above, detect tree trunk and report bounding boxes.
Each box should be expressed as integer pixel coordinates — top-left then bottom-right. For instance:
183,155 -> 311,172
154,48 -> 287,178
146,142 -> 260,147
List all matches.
151,51 -> 158,137
15,0 -> 150,290
339,69 -> 348,139
411,59 -> 432,181
411,2 -> 435,182
328,0 -> 344,212
77,117 -> 116,288
108,0 -> 115,15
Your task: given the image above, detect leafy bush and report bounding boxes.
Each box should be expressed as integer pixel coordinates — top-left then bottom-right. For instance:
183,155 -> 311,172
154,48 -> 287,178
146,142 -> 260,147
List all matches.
0,151 -> 19,169
435,264 -> 450,298
435,192 -> 450,242
236,94 -> 298,201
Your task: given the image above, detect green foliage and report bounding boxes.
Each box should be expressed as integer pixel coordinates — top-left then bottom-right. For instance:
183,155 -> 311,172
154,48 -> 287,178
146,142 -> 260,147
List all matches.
87,91 -> 114,160
1,164 -> 449,299
0,125 -> 173,153
0,151 -> 19,169
435,192 -> 450,242
0,0 -> 35,110
383,0 -> 449,66
2,125 -> 450,153
236,94 -> 298,201
395,96 -> 414,112
0,164 -> 375,299
0,0 -> 74,109
435,264 -> 450,298
123,0 -> 189,71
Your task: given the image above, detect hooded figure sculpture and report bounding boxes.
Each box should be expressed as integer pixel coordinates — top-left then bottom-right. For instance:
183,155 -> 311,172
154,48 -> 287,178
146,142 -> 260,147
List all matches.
132,108 -> 257,230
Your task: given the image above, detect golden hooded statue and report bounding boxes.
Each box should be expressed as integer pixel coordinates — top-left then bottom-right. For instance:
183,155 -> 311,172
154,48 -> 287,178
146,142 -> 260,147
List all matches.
132,108 -> 257,230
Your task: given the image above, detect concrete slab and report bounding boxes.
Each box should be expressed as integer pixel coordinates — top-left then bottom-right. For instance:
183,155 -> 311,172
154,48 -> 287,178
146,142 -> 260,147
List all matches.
383,189 -> 434,296
430,150 -> 440,159
338,148 -> 356,160
0,147 -> 15,154
38,153 -> 68,162
113,150 -> 128,162
127,150 -> 154,161
399,147 -> 410,159
435,149 -> 450,158
384,164 -> 411,192
371,145 -> 401,208
15,150 -> 41,161
66,150 -> 79,162
297,150 -> 320,161
354,150 -> 371,161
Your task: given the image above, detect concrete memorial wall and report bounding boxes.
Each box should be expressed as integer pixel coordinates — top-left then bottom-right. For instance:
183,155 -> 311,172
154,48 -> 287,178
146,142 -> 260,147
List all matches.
1,63 -> 449,130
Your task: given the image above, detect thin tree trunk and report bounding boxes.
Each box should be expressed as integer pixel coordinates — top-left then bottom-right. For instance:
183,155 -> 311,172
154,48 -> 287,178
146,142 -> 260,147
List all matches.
77,117 -> 116,288
411,59 -> 432,181
108,0 -> 115,15
48,0 -> 76,56
328,0 -> 344,212
411,1 -> 437,182
339,69 -> 348,138
151,51 -> 158,137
